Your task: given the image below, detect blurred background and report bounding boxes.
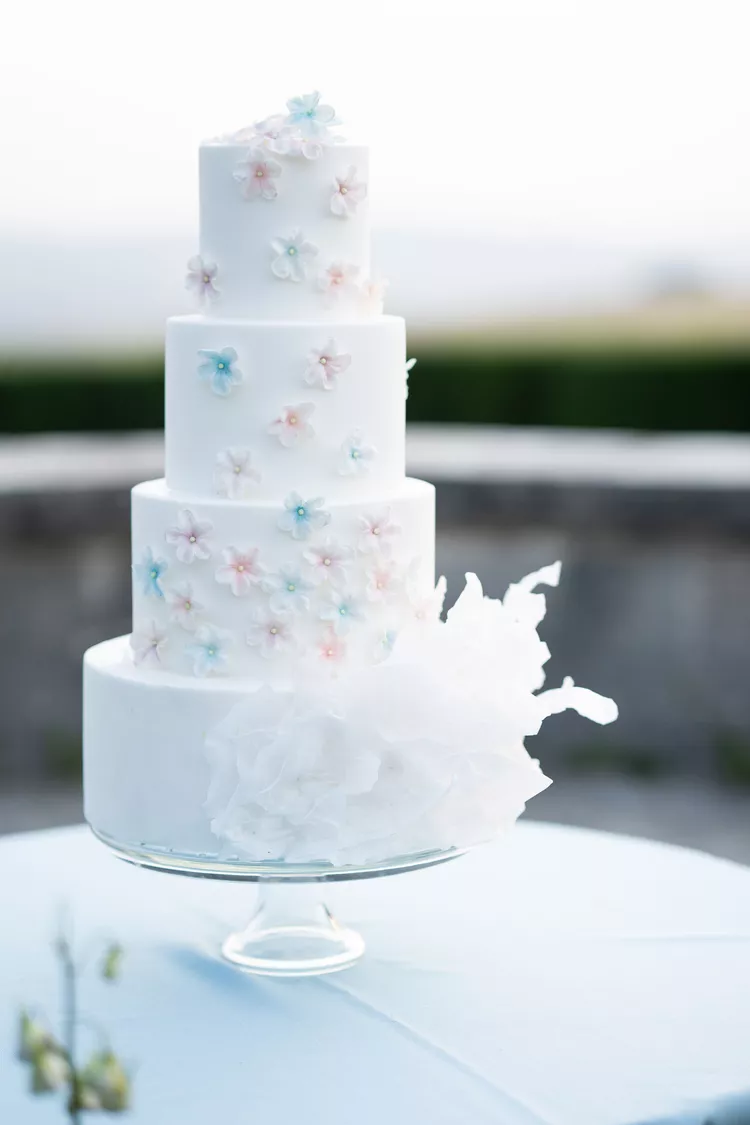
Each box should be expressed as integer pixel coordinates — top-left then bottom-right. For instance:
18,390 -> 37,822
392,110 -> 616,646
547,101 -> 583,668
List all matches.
1,0 -> 749,860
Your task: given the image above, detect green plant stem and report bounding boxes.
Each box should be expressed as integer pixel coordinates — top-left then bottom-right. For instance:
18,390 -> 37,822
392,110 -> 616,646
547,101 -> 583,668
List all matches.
58,937 -> 80,1125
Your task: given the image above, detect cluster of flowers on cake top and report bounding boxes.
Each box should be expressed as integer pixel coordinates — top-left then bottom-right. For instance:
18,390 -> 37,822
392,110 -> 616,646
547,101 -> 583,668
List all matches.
204,562 -> 618,865
131,498 -> 421,677
231,90 -> 343,161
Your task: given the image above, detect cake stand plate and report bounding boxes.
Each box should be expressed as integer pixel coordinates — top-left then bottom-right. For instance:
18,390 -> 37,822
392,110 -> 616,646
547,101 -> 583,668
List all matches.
92,828 -> 465,977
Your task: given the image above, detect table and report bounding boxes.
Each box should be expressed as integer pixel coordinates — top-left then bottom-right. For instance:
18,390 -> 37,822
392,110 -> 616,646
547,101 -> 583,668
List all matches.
1,822 -> 749,1125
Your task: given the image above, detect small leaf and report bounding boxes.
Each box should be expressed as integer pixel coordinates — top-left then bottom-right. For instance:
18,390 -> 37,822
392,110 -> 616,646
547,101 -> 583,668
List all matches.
30,1047 -> 71,1093
79,1050 -> 131,1112
101,943 -> 124,982
18,1010 -> 55,1064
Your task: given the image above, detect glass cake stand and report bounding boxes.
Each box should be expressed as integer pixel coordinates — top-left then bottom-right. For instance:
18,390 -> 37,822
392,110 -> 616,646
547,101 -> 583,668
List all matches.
93,828 -> 465,978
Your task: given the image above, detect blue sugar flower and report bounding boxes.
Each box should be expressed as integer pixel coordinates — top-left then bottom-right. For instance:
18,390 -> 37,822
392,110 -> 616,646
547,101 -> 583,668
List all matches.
133,547 -> 168,598
277,492 -> 331,542
186,626 -> 230,678
197,347 -> 243,397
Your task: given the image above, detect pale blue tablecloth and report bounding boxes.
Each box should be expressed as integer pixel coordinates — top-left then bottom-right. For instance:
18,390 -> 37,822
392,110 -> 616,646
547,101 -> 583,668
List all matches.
1,821 -> 749,1125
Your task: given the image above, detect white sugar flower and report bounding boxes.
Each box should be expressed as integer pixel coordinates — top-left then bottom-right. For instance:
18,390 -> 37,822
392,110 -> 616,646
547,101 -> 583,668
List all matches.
214,447 -> 262,499
303,539 -> 352,588
165,581 -> 203,631
359,509 -> 401,555
165,509 -> 213,564
359,276 -> 388,315
330,166 -> 367,218
366,560 -> 404,602
267,402 -> 315,448
130,621 -> 167,667
233,154 -> 282,201
303,339 -> 351,391
185,255 -> 219,304
186,625 -> 230,677
215,546 -> 264,597
262,565 -> 314,614
278,493 -> 331,541
246,114 -> 296,155
319,591 -> 364,636
206,563 -> 617,865
338,429 -> 376,476
271,230 -> 318,282
317,261 -> 359,305
246,610 -> 296,658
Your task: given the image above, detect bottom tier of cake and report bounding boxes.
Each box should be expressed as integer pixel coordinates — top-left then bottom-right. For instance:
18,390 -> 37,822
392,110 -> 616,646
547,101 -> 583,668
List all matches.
84,636 -> 253,858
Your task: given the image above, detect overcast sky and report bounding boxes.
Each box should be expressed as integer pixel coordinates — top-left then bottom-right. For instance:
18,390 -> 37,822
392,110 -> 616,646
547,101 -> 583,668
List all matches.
2,0 -> 749,252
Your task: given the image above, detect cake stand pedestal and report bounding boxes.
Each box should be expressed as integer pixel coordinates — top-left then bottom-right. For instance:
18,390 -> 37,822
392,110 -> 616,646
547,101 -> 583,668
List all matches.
92,829 -> 464,977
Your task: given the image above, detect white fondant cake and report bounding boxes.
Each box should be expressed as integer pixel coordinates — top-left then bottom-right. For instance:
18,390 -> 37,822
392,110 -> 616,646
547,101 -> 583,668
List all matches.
84,92 -> 618,869
83,94 -> 437,862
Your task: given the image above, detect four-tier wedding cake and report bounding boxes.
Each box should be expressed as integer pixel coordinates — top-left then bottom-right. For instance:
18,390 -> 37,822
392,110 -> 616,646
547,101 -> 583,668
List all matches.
83,93 -> 616,868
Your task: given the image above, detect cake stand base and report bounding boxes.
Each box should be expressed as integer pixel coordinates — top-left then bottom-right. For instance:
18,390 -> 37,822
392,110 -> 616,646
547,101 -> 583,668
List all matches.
90,826 -> 465,978
221,883 -> 365,976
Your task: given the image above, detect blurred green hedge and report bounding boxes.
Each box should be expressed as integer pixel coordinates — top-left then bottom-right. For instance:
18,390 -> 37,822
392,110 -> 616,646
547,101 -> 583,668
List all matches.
2,346 -> 750,433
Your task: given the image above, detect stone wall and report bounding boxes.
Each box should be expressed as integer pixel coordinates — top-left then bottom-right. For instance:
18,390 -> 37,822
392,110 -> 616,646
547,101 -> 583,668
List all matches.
2,426 -> 750,782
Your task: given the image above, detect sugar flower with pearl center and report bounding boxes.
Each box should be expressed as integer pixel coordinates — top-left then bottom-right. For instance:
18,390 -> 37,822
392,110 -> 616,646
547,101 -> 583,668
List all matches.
197,347 -> 244,397
262,565 -> 314,614
318,627 -> 347,664
317,261 -> 359,305
165,508 -> 213,564
133,547 -> 168,598
303,339 -> 351,391
130,621 -> 168,666
214,447 -> 262,499
271,230 -> 318,282
185,255 -> 219,304
215,546 -> 264,597
234,155 -> 282,201
366,561 -> 404,602
166,581 -> 204,631
246,114 -> 296,155
319,591 -> 364,636
358,509 -> 401,555
330,166 -> 367,218
186,625 -> 230,677
338,429 -> 376,476
278,493 -> 331,541
303,539 -> 353,589
284,91 -> 341,158
246,610 -> 295,659
268,402 -> 315,448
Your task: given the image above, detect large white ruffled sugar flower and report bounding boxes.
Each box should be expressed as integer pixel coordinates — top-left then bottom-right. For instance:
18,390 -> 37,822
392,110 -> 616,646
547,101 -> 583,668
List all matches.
205,563 -> 618,866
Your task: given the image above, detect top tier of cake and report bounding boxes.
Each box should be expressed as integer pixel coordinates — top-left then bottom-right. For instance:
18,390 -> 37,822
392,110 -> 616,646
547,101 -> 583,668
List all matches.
197,95 -> 375,321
